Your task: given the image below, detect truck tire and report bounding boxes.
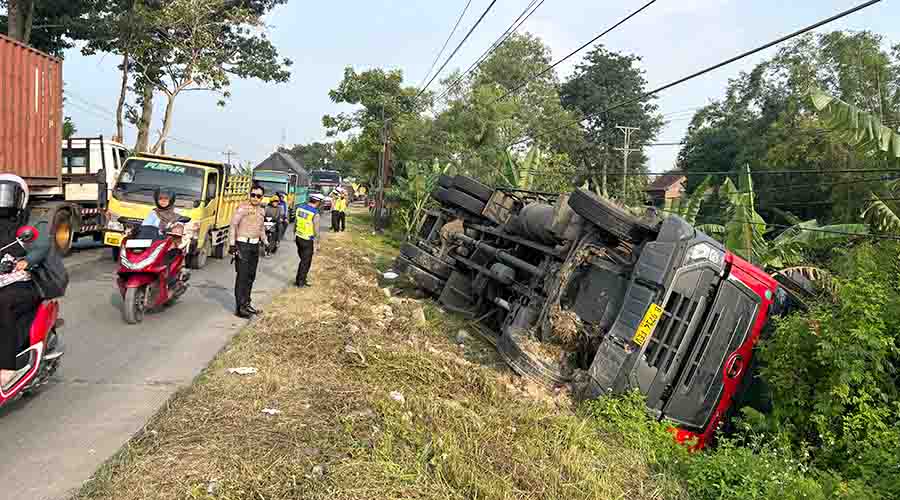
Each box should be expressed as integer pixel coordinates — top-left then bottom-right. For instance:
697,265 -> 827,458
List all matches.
52,210 -> 74,256
188,236 -> 211,269
400,243 -> 452,279
445,189 -> 486,217
437,174 -> 454,189
568,189 -> 657,243
497,326 -> 571,388
397,256 -> 446,295
212,235 -> 230,259
431,186 -> 451,205
452,175 -> 493,202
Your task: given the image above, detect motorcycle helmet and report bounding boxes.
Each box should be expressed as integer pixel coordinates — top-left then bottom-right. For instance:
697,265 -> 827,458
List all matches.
154,188 -> 177,209
0,174 -> 29,218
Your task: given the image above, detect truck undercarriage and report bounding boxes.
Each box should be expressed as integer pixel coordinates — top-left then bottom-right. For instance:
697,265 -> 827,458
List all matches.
394,175 -> 779,447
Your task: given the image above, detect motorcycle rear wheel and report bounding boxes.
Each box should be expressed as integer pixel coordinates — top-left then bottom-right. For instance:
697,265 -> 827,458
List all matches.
123,286 -> 147,324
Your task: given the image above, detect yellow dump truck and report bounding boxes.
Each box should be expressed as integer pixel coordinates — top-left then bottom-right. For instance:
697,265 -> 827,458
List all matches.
103,153 -> 251,268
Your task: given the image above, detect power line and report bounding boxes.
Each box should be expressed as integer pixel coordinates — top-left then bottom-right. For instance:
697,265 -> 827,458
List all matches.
517,167 -> 900,177
436,0 -> 545,104
492,0 -> 660,106
418,0 -> 474,90
508,0 -> 885,149
416,0 -> 500,100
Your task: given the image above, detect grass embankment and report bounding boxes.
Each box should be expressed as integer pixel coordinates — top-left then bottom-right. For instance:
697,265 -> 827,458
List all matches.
74,208 -> 684,500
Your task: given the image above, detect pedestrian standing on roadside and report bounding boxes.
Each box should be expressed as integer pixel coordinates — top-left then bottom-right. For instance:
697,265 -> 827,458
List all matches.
229,184 -> 268,318
294,193 -> 323,288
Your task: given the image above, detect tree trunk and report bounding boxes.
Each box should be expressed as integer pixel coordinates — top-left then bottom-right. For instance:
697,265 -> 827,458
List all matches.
600,152 -> 609,198
151,93 -> 177,153
6,0 -> 34,42
134,83 -> 154,152
115,53 -> 130,143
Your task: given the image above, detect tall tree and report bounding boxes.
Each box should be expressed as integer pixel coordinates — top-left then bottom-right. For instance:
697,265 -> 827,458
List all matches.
2,0 -> 97,56
323,67 -> 427,182
561,44 -> 664,200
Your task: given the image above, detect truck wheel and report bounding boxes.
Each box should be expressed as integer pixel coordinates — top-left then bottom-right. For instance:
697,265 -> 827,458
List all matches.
497,326 -> 571,388
212,237 -> 229,259
397,256 -> 446,295
188,237 -> 211,269
437,174 -> 454,189
452,175 -> 493,202
568,189 -> 657,243
400,243 -> 452,279
445,189 -> 487,217
123,286 -> 147,324
52,210 -> 74,256
431,186 -> 451,205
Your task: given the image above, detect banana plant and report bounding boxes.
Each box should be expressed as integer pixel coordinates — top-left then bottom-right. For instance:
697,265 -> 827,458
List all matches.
719,165 -> 868,268
388,160 -> 451,239
499,145 -> 538,189
809,87 -> 900,233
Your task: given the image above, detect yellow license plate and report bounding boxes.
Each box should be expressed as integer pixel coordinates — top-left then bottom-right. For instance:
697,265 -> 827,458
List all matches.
633,303 -> 664,347
104,232 -> 123,247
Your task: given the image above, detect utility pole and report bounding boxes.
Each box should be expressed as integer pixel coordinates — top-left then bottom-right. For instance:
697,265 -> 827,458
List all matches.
614,125 -> 640,200
374,102 -> 392,233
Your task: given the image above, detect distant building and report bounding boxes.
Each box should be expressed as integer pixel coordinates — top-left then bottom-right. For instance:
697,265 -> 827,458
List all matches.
644,172 -> 687,207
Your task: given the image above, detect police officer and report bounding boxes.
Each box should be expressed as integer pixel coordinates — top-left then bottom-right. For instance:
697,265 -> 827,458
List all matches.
229,184 -> 268,318
333,188 -> 347,232
295,193 -> 323,288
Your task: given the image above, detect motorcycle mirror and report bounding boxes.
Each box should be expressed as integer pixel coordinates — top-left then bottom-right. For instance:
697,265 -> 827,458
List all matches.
16,226 -> 38,243
177,216 -> 192,224
193,200 -> 202,208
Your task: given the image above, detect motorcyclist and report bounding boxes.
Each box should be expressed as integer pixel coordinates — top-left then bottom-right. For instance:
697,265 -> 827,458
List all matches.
275,192 -> 289,239
140,188 -> 181,238
0,174 -> 51,388
264,197 -> 281,253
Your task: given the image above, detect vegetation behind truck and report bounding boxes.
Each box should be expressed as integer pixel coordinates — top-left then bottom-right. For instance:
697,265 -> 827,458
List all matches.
0,34 -> 130,254
104,154 -> 251,269
396,176 -> 781,448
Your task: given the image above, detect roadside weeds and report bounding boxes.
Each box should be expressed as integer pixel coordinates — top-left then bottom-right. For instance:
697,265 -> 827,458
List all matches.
73,209 -> 683,500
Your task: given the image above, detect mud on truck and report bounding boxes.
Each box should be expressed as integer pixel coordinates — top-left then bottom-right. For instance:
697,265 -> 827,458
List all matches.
393,175 -> 790,448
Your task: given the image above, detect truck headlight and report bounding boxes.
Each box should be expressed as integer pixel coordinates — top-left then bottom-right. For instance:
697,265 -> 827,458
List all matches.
685,242 -> 725,267
106,215 -> 125,232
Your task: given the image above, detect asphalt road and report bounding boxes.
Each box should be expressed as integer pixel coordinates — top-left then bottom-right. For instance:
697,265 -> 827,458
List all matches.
0,229 -> 308,499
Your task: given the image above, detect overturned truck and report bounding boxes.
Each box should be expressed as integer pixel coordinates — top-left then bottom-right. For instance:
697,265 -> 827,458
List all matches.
393,175 -> 785,448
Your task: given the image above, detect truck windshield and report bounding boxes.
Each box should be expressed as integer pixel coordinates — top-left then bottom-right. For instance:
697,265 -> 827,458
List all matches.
254,180 -> 288,195
114,160 -> 205,208
311,171 -> 340,184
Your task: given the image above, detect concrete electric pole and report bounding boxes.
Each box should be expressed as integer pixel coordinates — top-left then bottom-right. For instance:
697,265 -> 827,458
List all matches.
614,125 -> 640,200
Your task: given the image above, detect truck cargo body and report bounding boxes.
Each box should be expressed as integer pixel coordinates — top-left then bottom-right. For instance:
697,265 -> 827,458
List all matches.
1,34 -> 131,254
0,34 -> 62,185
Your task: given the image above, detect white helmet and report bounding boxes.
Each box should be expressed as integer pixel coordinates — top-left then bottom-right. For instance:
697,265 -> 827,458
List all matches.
309,193 -> 325,203
0,173 -> 29,211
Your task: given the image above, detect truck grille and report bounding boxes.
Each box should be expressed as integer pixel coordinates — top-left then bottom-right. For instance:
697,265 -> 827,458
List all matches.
645,292 -> 699,374
681,312 -> 721,388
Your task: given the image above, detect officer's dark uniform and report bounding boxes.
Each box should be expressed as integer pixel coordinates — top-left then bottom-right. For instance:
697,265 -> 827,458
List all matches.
229,200 -> 268,316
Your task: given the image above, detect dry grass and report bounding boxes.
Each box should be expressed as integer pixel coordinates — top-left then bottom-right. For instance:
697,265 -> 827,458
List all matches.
73,208 -> 684,500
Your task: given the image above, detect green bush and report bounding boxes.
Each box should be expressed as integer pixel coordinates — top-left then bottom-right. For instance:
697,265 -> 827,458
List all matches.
759,242 -> 900,498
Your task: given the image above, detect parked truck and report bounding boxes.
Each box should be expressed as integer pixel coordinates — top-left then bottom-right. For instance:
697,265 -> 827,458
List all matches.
252,169 -> 307,221
104,153 -> 251,268
0,34 -> 131,255
395,175 -> 793,448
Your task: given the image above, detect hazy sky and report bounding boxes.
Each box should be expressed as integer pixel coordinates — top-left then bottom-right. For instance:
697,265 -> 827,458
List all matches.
61,0 -> 898,173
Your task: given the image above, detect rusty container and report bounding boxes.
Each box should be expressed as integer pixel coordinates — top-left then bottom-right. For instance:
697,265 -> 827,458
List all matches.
0,34 -> 62,186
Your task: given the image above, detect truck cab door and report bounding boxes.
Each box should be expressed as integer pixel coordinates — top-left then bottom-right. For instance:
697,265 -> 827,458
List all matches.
205,172 -> 220,216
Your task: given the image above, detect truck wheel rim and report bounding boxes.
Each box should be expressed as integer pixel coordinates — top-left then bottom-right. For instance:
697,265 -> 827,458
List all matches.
55,222 -> 71,249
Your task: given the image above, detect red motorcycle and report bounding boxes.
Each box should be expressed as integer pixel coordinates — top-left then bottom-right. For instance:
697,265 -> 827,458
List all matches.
117,218 -> 193,324
0,226 -> 64,408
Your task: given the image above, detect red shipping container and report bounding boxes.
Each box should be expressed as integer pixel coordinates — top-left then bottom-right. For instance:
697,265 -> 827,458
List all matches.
0,34 -> 62,186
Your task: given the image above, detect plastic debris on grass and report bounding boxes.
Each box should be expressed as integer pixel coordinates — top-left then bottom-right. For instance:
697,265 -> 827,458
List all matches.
226,367 -> 258,375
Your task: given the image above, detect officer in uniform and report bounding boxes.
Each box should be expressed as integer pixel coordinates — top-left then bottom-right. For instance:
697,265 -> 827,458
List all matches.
295,193 -> 323,288
229,184 -> 268,318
